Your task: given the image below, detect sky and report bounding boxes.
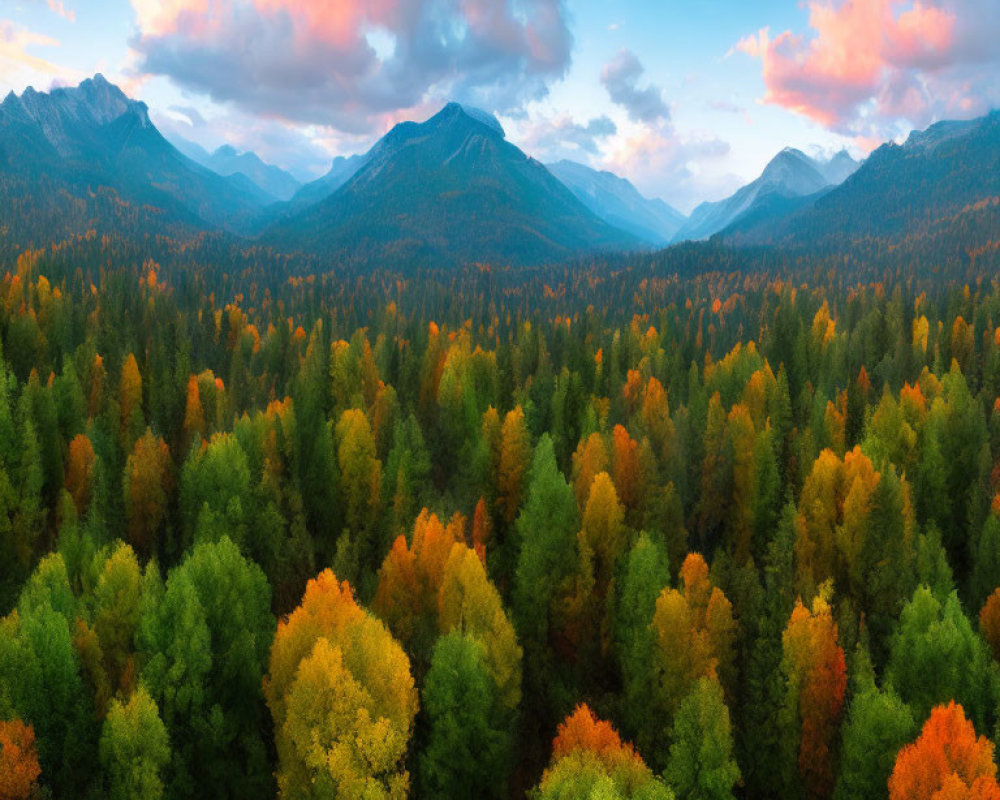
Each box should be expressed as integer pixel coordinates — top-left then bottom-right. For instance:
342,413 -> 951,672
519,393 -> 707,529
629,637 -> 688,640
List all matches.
2,0 -> 998,213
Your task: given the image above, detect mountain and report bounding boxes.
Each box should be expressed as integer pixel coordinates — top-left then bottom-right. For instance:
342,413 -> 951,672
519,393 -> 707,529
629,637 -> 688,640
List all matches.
722,111 -> 1000,246
171,139 -> 301,201
816,149 -> 860,185
290,153 -> 370,208
264,103 -> 639,267
0,75 -> 268,246
673,148 -> 858,242
546,160 -> 686,245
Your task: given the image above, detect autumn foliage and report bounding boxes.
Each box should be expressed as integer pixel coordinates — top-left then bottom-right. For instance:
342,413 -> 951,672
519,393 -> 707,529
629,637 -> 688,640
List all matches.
537,705 -> 671,799
980,589 -> 1000,663
264,569 -> 418,798
782,591 -> 847,800
0,719 -> 41,800
889,702 -> 1000,800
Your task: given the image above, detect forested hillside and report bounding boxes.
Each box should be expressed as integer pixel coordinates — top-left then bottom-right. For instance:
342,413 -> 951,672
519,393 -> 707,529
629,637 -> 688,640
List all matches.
3,232 -> 1000,799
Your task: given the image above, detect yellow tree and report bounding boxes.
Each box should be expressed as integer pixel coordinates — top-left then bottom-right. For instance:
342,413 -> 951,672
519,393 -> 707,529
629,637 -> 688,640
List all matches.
264,570 -> 417,800
572,432 -> 608,511
578,472 -> 627,598
123,429 -> 172,558
497,406 -> 531,526
181,375 -> 205,449
780,590 -> 847,800
335,408 -> 382,569
65,433 -> 96,515
535,705 -> 673,799
119,353 -> 143,444
795,447 -> 883,601
438,545 -> 522,711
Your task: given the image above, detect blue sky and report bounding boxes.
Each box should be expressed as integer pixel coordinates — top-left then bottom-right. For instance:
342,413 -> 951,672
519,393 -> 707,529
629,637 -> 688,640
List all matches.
3,0 -> 997,212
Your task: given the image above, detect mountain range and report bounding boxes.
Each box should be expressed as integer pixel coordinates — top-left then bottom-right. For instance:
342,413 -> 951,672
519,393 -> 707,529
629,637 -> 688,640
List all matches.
672,148 -> 860,242
291,154 -> 370,208
0,74 -> 996,269
720,111 -> 1000,247
546,160 -> 686,245
0,74 -> 270,247
263,103 -> 638,267
170,137 -> 302,201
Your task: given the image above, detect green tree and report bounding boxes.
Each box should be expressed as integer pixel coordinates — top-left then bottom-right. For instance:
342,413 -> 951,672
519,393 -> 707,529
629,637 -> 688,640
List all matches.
512,435 -> 579,719
834,675 -> 915,800
665,676 -> 740,800
885,586 -> 1000,732
179,432 -> 252,552
0,589 -> 94,797
972,513 -> 1000,610
139,537 -> 274,798
100,686 -> 170,800
382,413 -> 431,544
420,632 -> 513,799
616,532 -> 671,753
335,408 -> 382,581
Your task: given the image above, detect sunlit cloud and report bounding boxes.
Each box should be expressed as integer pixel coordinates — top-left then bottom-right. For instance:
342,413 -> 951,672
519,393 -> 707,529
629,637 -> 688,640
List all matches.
0,21 -> 77,90
47,0 -> 77,23
128,0 -> 573,133
733,0 -> 1000,147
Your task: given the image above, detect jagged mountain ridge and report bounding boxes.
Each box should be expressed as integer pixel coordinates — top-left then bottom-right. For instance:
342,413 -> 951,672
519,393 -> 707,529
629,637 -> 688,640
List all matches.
0,75 -> 270,245
672,147 -> 859,242
721,111 -> 1000,246
170,137 -> 302,202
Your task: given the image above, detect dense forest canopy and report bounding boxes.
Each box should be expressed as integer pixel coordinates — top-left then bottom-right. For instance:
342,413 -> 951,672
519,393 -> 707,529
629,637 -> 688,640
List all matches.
3,230 -> 1000,800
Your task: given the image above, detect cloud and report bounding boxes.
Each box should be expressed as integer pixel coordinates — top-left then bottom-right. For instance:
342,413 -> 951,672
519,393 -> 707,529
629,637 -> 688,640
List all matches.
47,0 -> 76,22
0,21 -> 73,88
733,0 -> 1000,145
600,49 -> 670,123
513,113 -> 617,160
128,0 -> 573,133
707,99 -> 745,114
168,104 -> 206,127
604,126 -> 732,211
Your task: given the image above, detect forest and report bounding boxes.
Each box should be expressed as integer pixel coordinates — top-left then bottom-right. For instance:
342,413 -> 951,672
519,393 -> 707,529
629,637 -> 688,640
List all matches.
3,233 -> 1000,800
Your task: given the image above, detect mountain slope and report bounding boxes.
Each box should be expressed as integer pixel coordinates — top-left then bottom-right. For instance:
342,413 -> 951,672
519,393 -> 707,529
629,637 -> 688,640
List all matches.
722,111 -> 1000,246
0,75 -> 268,247
290,153 -> 370,208
673,148 -> 858,242
174,141 -> 301,201
264,103 -> 639,267
546,160 -> 686,245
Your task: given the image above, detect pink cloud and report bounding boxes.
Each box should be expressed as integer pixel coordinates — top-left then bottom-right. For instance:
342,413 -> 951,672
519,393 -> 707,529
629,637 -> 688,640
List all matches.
0,21 -> 75,87
128,0 -> 573,132
735,0 -> 1000,146
47,0 -> 76,22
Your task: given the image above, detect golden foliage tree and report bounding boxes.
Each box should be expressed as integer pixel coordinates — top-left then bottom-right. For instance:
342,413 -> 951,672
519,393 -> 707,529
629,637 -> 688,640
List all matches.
264,570 -> 418,799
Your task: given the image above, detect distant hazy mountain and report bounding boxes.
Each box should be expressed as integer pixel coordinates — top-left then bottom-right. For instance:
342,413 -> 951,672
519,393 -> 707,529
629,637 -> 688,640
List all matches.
171,137 -> 301,201
0,75 -> 268,244
722,112 -> 1000,246
290,153 -> 370,208
673,148 -> 859,242
546,160 -> 686,245
816,150 -> 861,185
265,103 -> 639,267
